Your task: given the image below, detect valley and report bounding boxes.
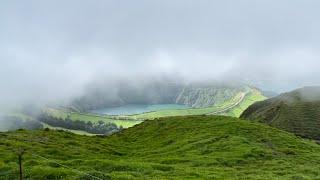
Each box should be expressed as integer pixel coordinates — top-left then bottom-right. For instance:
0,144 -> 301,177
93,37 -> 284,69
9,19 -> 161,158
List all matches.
40,85 -> 266,135
2,2 -> 319,179
2,86 -> 320,179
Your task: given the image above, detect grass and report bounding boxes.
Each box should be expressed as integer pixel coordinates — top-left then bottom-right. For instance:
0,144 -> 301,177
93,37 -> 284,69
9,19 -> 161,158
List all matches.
225,88 -> 267,117
44,108 -> 142,128
1,115 -> 320,179
241,87 -> 320,140
130,92 -> 245,119
41,123 -> 95,136
130,87 -> 266,119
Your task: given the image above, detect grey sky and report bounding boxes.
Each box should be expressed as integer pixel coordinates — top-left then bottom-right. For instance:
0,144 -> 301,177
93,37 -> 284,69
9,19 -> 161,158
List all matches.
1,0 -> 320,105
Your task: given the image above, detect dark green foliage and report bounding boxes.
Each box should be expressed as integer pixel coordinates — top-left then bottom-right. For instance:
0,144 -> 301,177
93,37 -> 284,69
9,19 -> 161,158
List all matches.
38,113 -> 120,135
241,86 -> 320,140
1,115 -> 320,179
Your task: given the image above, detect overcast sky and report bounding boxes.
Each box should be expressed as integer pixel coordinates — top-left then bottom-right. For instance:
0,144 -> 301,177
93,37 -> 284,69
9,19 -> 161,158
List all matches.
1,0 -> 320,105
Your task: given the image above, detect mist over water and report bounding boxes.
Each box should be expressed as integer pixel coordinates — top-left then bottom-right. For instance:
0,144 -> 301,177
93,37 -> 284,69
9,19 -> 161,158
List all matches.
1,0 -> 320,108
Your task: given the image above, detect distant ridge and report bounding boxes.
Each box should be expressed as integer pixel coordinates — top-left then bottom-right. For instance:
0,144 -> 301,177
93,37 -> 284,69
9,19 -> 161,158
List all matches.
69,80 -> 249,112
241,86 -> 320,140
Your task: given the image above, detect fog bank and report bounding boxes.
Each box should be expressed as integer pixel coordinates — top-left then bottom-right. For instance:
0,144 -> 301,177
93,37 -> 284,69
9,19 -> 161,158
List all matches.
1,0 -> 320,107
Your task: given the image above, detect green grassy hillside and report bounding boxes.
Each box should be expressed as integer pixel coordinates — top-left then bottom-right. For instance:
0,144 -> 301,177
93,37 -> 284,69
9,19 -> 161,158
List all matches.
1,115 -> 320,179
175,85 -> 242,108
223,88 -> 267,117
241,86 -> 320,140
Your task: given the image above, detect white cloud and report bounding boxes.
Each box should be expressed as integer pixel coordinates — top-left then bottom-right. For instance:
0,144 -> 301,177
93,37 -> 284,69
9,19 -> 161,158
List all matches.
1,0 -> 320,106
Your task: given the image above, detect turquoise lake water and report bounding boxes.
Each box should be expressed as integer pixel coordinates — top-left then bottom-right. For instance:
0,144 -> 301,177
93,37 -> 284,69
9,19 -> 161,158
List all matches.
90,104 -> 188,115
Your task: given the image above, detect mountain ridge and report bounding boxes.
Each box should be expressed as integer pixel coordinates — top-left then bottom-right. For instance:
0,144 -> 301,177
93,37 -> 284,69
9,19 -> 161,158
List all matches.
241,86 -> 320,140
69,80 -> 251,112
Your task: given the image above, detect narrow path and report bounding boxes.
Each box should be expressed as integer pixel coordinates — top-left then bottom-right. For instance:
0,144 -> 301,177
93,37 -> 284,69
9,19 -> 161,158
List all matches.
207,92 -> 247,115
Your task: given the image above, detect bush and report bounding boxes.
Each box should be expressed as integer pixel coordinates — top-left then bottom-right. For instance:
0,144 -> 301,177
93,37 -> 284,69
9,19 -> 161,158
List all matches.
37,113 -> 120,135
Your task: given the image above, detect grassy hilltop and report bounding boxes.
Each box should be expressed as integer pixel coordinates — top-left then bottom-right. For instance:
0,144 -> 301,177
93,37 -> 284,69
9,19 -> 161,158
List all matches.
241,86 -> 320,140
1,115 -> 320,179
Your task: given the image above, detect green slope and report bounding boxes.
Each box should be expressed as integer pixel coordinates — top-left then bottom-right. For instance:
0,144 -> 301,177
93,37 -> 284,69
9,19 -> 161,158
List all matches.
224,88 -> 267,117
175,85 -> 242,108
241,86 -> 320,140
1,115 -> 320,179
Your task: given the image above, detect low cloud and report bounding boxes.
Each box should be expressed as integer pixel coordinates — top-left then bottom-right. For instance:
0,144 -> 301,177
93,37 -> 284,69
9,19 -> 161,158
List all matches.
1,0 -> 320,107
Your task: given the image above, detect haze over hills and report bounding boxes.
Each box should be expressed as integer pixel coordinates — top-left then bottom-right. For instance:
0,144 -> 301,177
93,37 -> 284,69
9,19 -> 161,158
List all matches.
32,81 -> 265,135
68,79 -> 248,112
2,1 -> 320,179
0,79 -> 267,134
241,86 -> 320,140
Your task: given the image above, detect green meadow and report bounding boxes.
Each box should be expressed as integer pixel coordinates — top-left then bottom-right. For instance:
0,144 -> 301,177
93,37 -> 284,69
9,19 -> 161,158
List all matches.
43,108 -> 142,128
1,115 -> 320,179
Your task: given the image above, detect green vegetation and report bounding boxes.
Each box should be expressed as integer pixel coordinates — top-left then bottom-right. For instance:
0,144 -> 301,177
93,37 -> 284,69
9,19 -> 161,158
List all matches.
70,81 -> 250,112
42,123 -> 95,136
42,86 -> 266,135
90,104 -> 188,116
130,87 -> 266,119
225,88 -> 267,117
130,92 -> 245,119
1,115 -> 320,179
44,108 -> 142,128
241,86 -> 320,140
38,114 -> 121,135
24,85 -> 266,138
175,85 -> 242,108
